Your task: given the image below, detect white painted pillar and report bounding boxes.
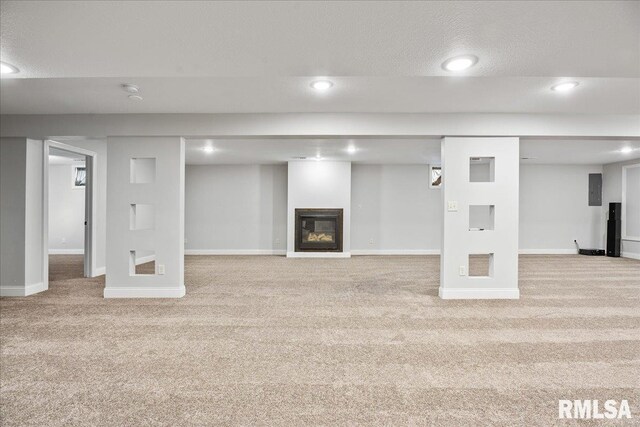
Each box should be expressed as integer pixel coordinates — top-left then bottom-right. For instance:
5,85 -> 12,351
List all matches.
439,137 -> 520,299
0,138 -> 46,297
104,137 -> 185,298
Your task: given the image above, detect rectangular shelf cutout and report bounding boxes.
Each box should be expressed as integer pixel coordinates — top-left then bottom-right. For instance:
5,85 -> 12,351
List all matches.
129,250 -> 156,276
469,205 -> 495,231
129,204 -> 155,230
469,253 -> 494,277
130,158 -> 156,184
470,157 -> 495,182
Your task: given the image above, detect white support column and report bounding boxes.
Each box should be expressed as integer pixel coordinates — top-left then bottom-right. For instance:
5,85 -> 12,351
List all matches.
439,137 -> 520,299
0,138 -> 46,297
104,137 -> 185,298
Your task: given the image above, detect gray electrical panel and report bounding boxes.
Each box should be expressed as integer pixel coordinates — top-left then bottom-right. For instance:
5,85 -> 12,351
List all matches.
588,173 -> 602,206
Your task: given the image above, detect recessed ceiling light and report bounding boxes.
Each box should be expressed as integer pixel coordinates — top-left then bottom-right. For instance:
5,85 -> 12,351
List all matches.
551,81 -> 579,92
0,61 -> 19,74
203,146 -> 215,154
620,147 -> 634,154
310,80 -> 333,91
128,94 -> 143,101
347,145 -> 357,154
442,55 -> 478,72
122,83 -> 139,93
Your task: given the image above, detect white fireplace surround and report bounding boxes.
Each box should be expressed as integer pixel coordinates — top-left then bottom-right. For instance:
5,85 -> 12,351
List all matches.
286,161 -> 351,258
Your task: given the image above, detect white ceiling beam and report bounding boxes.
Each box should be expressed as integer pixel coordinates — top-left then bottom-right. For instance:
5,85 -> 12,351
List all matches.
1,113 -> 639,139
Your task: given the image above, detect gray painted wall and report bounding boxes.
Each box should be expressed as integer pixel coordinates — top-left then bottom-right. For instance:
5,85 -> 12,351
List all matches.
184,163 -> 605,253
185,165 -> 287,252
351,164 -> 441,252
48,164 -> 85,252
520,164 -> 603,251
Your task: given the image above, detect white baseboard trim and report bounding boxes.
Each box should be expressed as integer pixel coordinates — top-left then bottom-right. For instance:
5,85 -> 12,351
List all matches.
518,249 -> 578,255
286,251 -> 351,258
185,249 -> 286,256
49,249 -> 84,255
182,249 -> 587,257
94,266 -> 106,276
351,249 -> 440,256
0,282 -> 47,297
104,285 -> 186,298
439,287 -> 520,299
621,251 -> 640,260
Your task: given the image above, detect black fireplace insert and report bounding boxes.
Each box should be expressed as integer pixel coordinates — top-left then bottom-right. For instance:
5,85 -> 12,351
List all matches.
295,208 -> 343,252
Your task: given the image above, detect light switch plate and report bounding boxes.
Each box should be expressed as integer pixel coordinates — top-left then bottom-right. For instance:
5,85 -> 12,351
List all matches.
459,265 -> 467,276
158,264 -> 165,275
448,201 -> 458,212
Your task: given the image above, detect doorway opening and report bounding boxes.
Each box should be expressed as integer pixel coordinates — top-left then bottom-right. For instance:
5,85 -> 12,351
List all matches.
44,141 -> 97,288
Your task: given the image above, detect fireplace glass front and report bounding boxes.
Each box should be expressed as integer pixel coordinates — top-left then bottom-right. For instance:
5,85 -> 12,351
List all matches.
295,209 -> 343,252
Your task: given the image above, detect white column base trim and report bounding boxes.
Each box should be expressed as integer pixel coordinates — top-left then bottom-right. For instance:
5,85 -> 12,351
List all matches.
48,249 -> 84,255
185,249 -> 286,256
94,266 -> 106,276
351,249 -> 439,256
286,251 -> 351,258
621,251 -> 640,260
518,249 -> 578,255
439,287 -> 520,300
0,282 -> 47,297
103,285 -> 186,298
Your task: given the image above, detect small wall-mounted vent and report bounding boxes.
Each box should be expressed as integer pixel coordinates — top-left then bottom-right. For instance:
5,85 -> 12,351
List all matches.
292,156 -> 307,160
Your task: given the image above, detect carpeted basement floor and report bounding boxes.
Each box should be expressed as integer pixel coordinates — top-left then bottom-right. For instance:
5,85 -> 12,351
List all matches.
1,255 -> 639,426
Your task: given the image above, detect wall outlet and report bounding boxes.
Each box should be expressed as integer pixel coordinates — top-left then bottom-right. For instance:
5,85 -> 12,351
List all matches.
61,237 -> 66,244
369,238 -> 374,245
275,238 -> 280,244
447,201 -> 458,212
459,265 -> 467,276
158,264 -> 165,275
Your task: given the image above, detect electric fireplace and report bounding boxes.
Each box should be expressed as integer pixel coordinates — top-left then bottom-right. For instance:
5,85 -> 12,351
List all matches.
295,208 -> 343,252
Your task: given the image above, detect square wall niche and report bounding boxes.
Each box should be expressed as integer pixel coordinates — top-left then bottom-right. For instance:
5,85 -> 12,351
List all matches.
129,250 -> 156,276
469,157 -> 495,182
469,253 -> 494,277
130,158 -> 156,184
130,204 -> 155,230
469,205 -> 495,231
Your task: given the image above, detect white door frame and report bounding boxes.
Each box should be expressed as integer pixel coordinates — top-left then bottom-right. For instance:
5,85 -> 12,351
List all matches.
43,140 -> 98,287
621,163 -> 640,242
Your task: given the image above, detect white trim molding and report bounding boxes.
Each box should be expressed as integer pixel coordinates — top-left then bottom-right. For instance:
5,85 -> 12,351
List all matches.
286,251 -> 351,258
439,287 -> 520,300
351,249 -> 440,256
0,282 -> 47,297
621,163 -> 640,242
621,251 -> 640,260
518,249 -> 578,255
185,249 -> 286,256
104,285 -> 186,298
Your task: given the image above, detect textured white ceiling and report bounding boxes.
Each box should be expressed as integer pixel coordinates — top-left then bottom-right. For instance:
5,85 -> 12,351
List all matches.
184,138 -> 640,165
1,1 -> 638,114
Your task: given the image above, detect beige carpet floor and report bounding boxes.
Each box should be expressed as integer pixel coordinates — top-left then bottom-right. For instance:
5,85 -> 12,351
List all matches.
1,254 -> 639,426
